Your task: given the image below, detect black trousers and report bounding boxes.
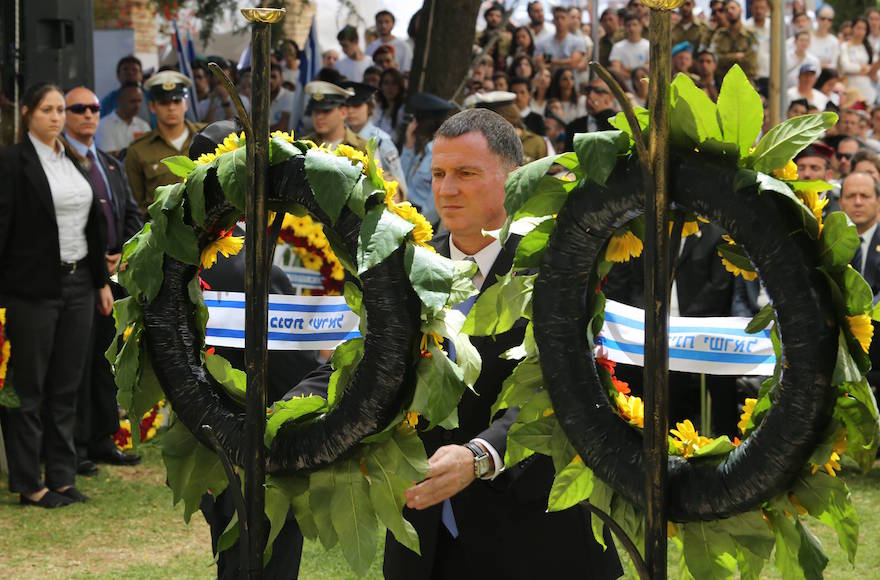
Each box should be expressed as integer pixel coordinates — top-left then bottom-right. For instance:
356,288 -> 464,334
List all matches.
75,283 -> 125,456
5,268 -> 95,493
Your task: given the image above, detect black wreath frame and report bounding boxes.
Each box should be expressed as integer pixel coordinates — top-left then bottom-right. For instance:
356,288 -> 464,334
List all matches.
142,152 -> 421,474
534,154 -> 838,522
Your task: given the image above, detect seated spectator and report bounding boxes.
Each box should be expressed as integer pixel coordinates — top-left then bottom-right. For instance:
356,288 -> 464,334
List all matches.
476,2 -> 512,72
508,54 -> 535,82
363,65 -> 382,88
811,5 -> 840,69
833,136 -> 860,180
322,49 -> 339,69
547,67 -> 586,124
609,12 -> 650,77
630,66 -> 649,107
335,25 -> 372,83
870,105 -> 880,139
531,66 -> 552,115
198,60 -> 251,124
564,77 -> 618,152
853,149 -> 880,182
372,68 -> 406,138
671,42 -> 696,78
787,31 -> 821,88
510,76 -> 545,135
372,44 -> 398,70
787,98 -> 809,119
508,26 -> 536,63
493,72 -> 509,92
269,63 -> 294,132
100,55 -> 150,123
96,82 -> 151,158
838,20 -> 852,44
695,49 -> 719,101
787,63 -> 828,111
544,109 -> 567,154
365,10 -> 413,73
840,17 -> 879,106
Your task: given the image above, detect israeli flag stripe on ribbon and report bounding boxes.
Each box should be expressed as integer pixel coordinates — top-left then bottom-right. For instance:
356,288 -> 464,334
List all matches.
203,294 -> 777,375
204,291 -> 361,351
596,300 -> 776,376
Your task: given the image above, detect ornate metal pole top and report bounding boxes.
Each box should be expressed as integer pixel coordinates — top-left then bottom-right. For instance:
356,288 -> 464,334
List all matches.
241,7 -> 286,24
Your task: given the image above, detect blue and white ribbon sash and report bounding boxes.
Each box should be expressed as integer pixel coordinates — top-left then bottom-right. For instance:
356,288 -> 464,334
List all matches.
203,293 -> 776,375
596,300 -> 775,376
204,291 -> 361,350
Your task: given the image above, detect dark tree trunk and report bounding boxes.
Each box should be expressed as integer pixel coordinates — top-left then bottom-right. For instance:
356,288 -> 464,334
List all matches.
408,0 -> 481,101
826,0 -> 875,28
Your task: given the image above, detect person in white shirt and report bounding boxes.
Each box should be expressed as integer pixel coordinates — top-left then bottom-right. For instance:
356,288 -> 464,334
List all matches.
786,63 -> 828,111
609,12 -> 650,77
525,0 -> 555,43
787,31 -> 821,88
365,10 -> 413,73
810,5 -> 840,70
840,17 -> 880,106
744,0 -> 771,79
335,25 -> 372,83
96,82 -> 150,157
269,63 -> 295,132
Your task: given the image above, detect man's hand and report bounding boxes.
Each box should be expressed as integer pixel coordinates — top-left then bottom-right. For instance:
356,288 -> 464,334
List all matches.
105,252 -> 121,275
97,284 -> 114,316
405,119 -> 418,150
405,445 -> 475,510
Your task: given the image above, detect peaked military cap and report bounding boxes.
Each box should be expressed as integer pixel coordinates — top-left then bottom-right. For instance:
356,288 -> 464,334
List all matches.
340,81 -> 377,106
145,70 -> 191,101
305,80 -> 355,113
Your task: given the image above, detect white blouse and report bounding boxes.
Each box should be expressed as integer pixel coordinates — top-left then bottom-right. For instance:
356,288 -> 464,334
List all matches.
29,133 -> 93,263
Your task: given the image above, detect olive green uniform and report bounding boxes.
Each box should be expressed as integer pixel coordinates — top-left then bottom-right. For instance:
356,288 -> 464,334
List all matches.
520,129 -> 548,164
709,26 -> 759,80
671,20 -> 711,53
125,120 -> 202,216
304,127 -> 370,156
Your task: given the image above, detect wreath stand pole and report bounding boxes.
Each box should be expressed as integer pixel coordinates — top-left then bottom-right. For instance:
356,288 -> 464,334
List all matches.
240,7 -> 285,578
643,4 -> 672,578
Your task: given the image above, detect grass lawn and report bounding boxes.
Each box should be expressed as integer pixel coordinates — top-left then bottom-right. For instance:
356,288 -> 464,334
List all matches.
0,444 -> 876,579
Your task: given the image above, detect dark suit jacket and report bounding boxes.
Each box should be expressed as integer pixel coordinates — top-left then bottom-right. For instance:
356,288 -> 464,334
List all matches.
564,109 -> 617,152
0,138 -> 109,301
674,223 -> 734,317
292,233 -> 622,579
860,226 -> 880,296
94,148 -> 144,253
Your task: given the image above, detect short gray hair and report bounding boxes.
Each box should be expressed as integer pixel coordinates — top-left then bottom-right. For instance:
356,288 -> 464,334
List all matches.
436,108 -> 524,167
843,171 -> 880,198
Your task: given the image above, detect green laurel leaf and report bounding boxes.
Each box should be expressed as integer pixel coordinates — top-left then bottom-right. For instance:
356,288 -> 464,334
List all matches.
547,455 -> 593,512
405,244 -> 455,317
215,146 -> 248,211
357,206 -> 414,274
330,458 -> 378,576
161,155 -> 196,178
304,149 -> 362,224
162,420 -> 229,523
716,64 -> 763,158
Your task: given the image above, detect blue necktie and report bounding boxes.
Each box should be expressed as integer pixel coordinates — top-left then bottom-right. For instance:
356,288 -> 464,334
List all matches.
441,257 -> 477,539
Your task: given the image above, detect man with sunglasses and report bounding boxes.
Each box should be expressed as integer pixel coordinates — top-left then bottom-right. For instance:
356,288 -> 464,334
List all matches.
563,77 -> 617,152
62,86 -> 144,473
125,70 -> 203,216
834,137 -> 860,180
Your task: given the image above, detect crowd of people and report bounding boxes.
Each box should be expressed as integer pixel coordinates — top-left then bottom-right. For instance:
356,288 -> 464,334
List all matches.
2,1 -> 880,578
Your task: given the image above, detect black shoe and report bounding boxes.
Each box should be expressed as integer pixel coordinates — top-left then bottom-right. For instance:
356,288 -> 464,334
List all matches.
56,487 -> 90,503
91,445 -> 141,466
20,490 -> 74,508
77,458 -> 99,476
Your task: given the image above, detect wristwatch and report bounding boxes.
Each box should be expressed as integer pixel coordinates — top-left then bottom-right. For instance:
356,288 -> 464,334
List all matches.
464,441 -> 492,479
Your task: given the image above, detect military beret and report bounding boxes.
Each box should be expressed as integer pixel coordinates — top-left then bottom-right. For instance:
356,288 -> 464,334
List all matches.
794,141 -> 834,162
671,42 -> 693,57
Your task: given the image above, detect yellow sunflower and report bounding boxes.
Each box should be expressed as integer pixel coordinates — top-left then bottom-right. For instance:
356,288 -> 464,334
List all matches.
772,160 -> 798,181
616,392 -> 645,428
335,143 -> 368,168
796,190 -> 828,235
718,235 -> 757,281
404,411 -> 419,428
811,451 -> 842,477
737,397 -> 757,435
847,313 -> 873,352
670,419 -> 712,458
606,230 -> 643,263
201,234 -> 244,270
271,130 -> 295,143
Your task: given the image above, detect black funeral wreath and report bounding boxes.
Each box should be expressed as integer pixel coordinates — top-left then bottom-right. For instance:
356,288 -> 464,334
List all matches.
533,154 -> 838,521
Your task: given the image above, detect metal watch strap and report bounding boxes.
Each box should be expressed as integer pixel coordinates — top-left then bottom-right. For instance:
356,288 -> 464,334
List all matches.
464,441 -> 491,479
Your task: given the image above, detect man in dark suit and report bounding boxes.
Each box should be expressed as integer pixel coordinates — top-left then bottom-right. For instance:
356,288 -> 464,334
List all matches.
296,109 -> 621,578
839,171 -> 880,391
63,87 -> 145,471
564,77 -> 618,152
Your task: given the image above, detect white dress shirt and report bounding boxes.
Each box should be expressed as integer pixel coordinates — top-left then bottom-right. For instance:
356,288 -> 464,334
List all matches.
449,235 -> 504,478
29,133 -> 92,263
95,110 -> 151,153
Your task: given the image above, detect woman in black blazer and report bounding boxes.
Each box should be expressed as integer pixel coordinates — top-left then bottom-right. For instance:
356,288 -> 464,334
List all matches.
0,83 -> 113,508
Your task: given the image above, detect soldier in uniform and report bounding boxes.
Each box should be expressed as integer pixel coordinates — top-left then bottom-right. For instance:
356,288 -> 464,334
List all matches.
672,0 -> 710,54
302,80 -> 369,155
124,70 -> 203,215
464,91 -> 547,164
708,0 -> 759,79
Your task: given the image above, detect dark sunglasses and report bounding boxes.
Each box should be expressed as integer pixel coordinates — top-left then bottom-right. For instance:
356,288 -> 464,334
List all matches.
66,104 -> 101,115
837,152 -> 854,161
